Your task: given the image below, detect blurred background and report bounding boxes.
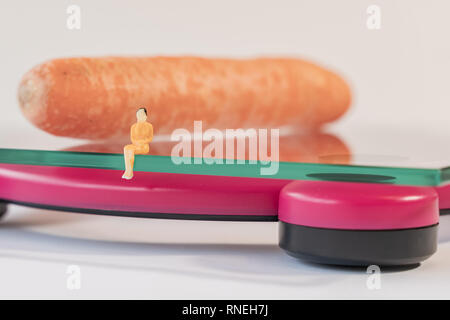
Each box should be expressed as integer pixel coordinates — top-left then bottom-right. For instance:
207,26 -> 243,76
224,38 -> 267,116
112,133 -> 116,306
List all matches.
0,0 -> 450,299
1,0 -> 449,134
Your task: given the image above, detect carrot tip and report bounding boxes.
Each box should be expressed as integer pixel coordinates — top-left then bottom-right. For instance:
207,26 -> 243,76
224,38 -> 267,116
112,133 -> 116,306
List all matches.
18,79 -> 35,109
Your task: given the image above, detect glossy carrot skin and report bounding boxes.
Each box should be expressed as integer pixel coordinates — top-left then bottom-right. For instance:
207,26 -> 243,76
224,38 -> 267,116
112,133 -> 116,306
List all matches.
18,57 -> 351,139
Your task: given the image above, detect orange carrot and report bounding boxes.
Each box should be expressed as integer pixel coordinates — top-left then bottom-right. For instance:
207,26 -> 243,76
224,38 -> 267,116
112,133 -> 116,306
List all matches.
18,57 -> 351,140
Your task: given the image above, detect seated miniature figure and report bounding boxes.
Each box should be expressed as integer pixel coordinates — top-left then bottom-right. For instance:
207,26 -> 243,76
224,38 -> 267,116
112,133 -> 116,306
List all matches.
122,108 -> 153,180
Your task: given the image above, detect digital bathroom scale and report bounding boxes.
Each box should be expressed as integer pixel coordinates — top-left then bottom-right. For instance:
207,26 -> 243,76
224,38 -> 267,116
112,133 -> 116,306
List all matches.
0,127 -> 449,267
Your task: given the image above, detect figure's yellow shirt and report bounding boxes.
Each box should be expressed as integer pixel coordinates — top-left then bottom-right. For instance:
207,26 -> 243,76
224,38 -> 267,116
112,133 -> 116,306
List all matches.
131,122 -> 153,144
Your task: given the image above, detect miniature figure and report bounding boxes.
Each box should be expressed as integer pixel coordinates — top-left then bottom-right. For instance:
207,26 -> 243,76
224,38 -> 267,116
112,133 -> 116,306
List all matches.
122,108 -> 153,179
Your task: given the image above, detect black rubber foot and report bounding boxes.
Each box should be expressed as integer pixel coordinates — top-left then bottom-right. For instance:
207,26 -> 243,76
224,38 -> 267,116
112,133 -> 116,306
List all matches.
279,221 -> 438,266
0,200 -> 7,219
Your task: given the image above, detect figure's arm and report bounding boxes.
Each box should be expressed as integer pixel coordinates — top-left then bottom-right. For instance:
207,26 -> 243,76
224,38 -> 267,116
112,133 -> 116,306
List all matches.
130,124 -> 140,144
145,124 -> 153,144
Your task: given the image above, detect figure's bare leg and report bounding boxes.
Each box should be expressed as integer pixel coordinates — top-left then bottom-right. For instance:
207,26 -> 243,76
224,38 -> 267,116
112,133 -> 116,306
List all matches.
122,145 -> 136,179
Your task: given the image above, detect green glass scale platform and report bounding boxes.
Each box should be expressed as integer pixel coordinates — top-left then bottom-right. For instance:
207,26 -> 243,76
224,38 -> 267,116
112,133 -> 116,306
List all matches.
0,125 -> 448,186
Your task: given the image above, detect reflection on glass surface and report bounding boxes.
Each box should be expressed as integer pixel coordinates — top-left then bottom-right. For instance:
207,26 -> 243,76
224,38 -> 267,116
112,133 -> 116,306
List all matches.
0,128 -> 446,186
1,122 -> 448,169
64,131 -> 352,165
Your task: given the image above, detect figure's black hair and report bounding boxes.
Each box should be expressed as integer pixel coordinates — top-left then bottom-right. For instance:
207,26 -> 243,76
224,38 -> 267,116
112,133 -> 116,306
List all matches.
138,107 -> 147,115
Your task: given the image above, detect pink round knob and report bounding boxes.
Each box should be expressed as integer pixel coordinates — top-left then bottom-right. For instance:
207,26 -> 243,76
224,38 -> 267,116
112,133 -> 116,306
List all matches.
278,180 -> 439,266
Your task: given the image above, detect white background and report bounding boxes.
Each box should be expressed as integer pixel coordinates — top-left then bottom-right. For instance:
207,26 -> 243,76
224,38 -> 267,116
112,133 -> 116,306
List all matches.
0,0 -> 450,299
